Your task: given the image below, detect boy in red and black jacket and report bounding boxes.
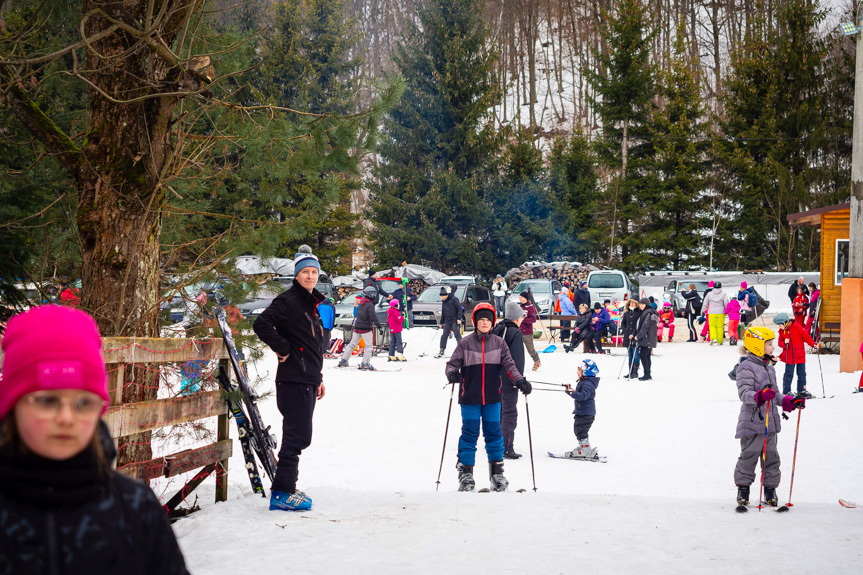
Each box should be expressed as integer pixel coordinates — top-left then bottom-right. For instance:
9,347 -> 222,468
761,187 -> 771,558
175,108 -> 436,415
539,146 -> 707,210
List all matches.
774,312 -> 820,398
445,303 -> 529,493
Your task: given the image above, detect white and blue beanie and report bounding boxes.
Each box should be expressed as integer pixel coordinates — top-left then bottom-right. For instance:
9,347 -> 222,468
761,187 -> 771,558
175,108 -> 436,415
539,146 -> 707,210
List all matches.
293,245 -> 320,274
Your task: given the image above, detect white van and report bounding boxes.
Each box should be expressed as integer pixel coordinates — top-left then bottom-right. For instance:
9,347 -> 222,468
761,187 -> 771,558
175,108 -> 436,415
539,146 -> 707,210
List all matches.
586,270 -> 635,304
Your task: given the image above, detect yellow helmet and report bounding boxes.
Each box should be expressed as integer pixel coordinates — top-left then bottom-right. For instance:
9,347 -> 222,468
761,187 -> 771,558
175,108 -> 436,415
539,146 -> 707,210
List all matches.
743,326 -> 775,357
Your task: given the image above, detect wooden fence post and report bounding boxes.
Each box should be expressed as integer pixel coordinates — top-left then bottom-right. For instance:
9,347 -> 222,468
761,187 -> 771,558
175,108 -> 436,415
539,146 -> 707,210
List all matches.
215,357 -> 230,503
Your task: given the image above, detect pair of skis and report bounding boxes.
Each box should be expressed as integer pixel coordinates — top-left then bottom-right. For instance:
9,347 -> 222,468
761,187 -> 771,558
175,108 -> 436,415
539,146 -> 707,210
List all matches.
213,304 -> 278,497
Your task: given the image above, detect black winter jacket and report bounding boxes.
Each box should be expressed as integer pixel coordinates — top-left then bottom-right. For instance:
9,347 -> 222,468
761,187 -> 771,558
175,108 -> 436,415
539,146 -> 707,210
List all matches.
573,288 -> 591,310
0,423 -> 189,575
492,319 -> 525,387
620,308 -> 641,343
441,294 -> 461,323
353,297 -> 381,333
635,307 -> 659,349
574,310 -> 593,333
253,279 -> 325,385
682,289 -> 701,316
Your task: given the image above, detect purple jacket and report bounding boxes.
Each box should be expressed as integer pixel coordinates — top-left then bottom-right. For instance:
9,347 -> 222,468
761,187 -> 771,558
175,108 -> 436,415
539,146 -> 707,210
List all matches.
519,302 -> 537,335
446,331 -> 522,405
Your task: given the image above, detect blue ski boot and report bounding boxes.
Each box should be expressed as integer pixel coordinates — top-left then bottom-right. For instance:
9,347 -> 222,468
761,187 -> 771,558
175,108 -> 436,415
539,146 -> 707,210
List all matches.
270,490 -> 312,511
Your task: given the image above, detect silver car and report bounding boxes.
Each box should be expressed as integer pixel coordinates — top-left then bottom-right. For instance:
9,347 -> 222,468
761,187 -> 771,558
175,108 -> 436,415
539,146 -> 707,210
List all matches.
507,279 -> 562,318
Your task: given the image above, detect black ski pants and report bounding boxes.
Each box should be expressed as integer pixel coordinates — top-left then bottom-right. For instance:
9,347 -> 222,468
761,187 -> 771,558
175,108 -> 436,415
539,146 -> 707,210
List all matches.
685,314 -> 697,341
272,382 -> 317,494
501,384 -> 519,453
573,414 -> 595,441
638,346 -> 653,378
440,319 -> 462,350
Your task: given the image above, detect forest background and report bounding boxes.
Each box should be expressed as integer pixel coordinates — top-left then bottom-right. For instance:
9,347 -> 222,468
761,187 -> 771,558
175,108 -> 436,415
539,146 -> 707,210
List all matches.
0,0 -> 857,337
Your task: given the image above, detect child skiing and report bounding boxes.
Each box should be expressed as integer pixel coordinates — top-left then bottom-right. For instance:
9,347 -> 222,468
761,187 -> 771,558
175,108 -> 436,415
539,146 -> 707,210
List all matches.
387,299 -> 406,362
774,312 -> 819,398
563,359 -> 601,460
733,326 -> 805,509
657,301 -> 675,342
445,302 -> 530,492
338,285 -> 382,370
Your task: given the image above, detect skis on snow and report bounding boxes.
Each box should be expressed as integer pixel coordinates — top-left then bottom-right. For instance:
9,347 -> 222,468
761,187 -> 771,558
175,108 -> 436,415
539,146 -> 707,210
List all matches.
547,451 -> 607,463
213,303 -> 279,486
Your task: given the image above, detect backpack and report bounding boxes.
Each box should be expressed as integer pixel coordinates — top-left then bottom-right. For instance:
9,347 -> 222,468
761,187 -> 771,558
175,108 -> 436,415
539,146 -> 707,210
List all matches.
692,295 -> 702,315
728,357 -> 746,381
747,290 -> 758,309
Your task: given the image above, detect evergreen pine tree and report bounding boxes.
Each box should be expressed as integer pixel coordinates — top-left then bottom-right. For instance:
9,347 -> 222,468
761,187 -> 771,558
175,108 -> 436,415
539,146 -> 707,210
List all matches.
714,0 -> 827,270
369,0 -> 503,275
585,0 -> 656,267
548,133 -> 600,262
636,24 -> 708,271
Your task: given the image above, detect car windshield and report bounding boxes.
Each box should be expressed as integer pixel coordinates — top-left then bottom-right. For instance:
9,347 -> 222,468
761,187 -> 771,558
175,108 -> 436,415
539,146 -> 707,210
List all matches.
514,282 -> 551,294
377,280 -> 402,293
417,285 -> 466,302
588,274 -> 624,289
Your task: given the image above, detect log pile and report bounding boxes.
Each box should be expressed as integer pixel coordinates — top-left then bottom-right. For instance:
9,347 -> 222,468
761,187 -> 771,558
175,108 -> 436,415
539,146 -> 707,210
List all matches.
504,261 -> 604,290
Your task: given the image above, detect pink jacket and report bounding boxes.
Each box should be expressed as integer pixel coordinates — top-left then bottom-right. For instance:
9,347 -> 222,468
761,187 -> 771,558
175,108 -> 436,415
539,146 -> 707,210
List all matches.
725,298 -> 741,321
387,301 -> 403,333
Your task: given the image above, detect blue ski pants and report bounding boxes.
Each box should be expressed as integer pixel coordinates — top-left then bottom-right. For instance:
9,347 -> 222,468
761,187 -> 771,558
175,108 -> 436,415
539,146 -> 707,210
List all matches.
458,403 -> 504,466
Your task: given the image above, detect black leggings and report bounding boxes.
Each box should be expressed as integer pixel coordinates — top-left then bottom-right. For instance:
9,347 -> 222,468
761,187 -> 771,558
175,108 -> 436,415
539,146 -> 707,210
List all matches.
686,314 -> 697,341
638,346 -> 652,378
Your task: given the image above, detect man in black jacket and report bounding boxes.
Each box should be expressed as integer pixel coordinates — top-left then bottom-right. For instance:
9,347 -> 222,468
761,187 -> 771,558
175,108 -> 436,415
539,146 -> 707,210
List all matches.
253,247 -> 326,512
787,276 -> 809,304
436,285 -> 462,358
492,300 -> 527,459
573,280 -> 591,310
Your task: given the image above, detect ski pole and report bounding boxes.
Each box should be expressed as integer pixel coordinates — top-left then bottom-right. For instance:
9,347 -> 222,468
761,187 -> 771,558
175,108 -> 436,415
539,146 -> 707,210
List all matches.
435,382 -> 456,491
782,408 -> 803,510
524,393 -> 537,492
816,347 -> 826,398
757,391 -> 771,511
530,380 -> 567,387
418,326 -> 442,357
528,387 -> 567,393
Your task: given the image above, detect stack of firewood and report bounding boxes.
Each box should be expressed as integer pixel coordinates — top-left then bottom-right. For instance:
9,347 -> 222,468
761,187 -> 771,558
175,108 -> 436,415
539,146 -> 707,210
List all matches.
504,261 -> 603,290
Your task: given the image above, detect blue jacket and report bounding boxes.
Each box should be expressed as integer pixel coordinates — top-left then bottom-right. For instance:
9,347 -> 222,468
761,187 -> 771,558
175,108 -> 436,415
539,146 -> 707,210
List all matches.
559,293 -> 577,315
591,308 -> 610,330
569,375 -> 599,416
318,299 -> 335,330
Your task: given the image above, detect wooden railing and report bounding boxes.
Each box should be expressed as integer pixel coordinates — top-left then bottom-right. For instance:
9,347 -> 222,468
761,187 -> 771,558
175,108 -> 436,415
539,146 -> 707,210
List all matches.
102,337 -> 233,504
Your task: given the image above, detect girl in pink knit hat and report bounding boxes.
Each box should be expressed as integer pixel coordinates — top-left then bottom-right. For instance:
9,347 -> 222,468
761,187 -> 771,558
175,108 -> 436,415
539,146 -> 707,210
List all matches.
0,305 -> 188,574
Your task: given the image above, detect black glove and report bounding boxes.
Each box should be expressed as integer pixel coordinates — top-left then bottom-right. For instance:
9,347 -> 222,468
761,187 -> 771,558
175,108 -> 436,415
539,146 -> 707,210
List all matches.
446,370 -> 460,384
516,378 -> 532,395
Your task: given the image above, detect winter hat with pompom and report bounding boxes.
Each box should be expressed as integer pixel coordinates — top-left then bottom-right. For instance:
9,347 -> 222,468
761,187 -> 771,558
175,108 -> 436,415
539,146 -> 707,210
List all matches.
0,305 -> 109,419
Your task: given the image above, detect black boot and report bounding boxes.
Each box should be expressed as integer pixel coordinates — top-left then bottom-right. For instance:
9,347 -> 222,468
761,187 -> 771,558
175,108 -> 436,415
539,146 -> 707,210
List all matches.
737,484 -> 750,506
489,461 -> 508,492
503,450 -> 522,460
763,487 -> 778,507
456,462 -> 475,492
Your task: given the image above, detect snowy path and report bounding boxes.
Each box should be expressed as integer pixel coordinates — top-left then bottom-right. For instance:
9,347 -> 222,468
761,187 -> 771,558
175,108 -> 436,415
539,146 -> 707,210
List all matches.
172,327 -> 863,574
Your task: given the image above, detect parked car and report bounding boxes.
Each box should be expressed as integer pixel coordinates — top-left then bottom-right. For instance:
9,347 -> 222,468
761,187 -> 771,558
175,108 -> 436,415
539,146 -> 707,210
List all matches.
586,270 -> 635,306
412,283 -> 493,329
441,275 -> 477,286
506,279 -> 562,318
664,279 -> 712,317
333,291 -> 362,330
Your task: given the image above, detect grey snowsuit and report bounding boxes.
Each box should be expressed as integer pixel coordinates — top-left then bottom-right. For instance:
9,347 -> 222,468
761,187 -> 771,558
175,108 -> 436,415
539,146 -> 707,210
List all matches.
733,353 -> 791,488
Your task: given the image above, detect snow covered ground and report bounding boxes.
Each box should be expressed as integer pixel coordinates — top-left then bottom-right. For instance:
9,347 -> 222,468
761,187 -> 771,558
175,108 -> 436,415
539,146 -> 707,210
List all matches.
172,325 -> 863,574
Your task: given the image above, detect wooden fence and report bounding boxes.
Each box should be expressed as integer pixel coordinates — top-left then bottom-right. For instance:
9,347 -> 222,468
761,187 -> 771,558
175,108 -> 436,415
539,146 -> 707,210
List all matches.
102,337 -> 233,504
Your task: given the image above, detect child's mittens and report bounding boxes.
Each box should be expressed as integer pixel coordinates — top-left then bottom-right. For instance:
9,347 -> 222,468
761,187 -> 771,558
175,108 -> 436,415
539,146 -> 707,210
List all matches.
782,395 -> 805,412
756,387 -> 776,406
446,370 -> 460,383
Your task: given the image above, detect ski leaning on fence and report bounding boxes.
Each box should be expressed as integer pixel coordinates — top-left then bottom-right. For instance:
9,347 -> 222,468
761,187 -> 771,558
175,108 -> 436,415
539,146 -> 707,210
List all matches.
213,303 -> 279,485
216,366 -> 266,497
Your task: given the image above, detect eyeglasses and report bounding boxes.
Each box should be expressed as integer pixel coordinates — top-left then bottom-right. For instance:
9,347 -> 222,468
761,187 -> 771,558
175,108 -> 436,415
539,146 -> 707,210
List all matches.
22,392 -> 106,419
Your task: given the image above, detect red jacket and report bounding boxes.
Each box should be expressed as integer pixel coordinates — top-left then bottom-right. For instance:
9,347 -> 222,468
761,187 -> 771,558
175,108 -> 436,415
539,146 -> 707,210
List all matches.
792,294 -> 808,318
778,321 -> 815,365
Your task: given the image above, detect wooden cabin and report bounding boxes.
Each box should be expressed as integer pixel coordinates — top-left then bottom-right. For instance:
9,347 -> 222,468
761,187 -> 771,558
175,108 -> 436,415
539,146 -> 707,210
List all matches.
787,203 -> 850,344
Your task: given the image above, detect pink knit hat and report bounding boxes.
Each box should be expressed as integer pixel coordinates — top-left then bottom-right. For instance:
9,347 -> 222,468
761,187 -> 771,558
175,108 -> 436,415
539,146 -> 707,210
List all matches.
708,281 -> 714,288
0,305 -> 108,419
740,281 -> 748,290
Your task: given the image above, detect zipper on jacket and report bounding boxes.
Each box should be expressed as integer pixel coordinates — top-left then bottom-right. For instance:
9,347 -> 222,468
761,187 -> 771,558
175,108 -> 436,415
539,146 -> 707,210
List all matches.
46,511 -> 59,575
305,312 -> 317,337
481,337 -> 486,405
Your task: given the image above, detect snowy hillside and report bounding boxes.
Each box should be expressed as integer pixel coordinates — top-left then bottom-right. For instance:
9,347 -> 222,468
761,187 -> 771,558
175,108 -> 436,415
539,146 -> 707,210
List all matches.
171,326 -> 863,574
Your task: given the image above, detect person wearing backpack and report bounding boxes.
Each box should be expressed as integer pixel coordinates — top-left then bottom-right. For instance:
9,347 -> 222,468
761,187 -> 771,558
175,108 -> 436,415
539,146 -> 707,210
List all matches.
682,284 -> 701,342
492,301 -> 527,459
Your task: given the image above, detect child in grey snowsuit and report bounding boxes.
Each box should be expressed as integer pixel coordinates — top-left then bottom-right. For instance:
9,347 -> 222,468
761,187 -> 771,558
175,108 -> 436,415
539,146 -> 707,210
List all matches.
563,359 -> 600,459
734,326 -> 805,507
339,285 -> 382,370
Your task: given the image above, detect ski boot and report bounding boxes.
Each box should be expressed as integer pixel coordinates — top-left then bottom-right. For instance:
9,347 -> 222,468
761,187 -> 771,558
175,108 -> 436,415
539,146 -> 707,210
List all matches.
503,449 -> 522,460
565,439 -> 598,459
668,337 -> 673,342
456,462 -> 475,492
763,487 -> 778,507
396,353 -> 407,362
434,348 -> 446,359
710,339 -> 718,346
359,362 -> 376,371
736,485 -> 750,506
799,390 -> 813,399
489,461 -> 508,492
269,490 -> 312,512
388,355 -> 397,362
337,359 -> 349,368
